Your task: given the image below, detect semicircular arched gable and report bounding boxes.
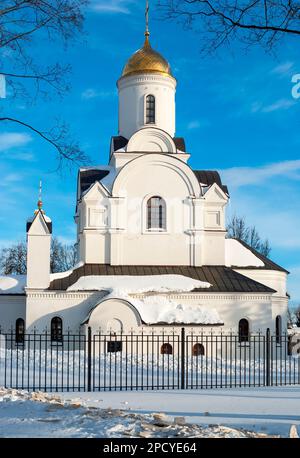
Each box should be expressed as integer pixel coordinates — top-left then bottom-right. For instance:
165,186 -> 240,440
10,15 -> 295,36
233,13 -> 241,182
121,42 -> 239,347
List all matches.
86,297 -> 143,331
126,127 -> 177,153
112,153 -> 201,197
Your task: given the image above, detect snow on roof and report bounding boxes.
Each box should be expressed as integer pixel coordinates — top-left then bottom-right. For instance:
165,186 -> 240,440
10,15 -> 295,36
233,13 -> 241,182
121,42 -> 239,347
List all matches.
130,295 -> 222,325
79,166 -> 117,196
80,165 -> 112,172
50,261 -> 84,281
225,239 -> 265,268
0,275 -> 26,294
82,290 -> 221,326
71,275 -> 218,325
67,274 -> 211,294
27,213 -> 51,223
100,167 -> 118,192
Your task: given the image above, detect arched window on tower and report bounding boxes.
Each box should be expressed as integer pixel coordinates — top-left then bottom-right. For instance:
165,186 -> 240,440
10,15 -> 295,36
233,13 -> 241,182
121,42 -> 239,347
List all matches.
145,94 -> 155,124
147,196 -> 166,231
238,318 -> 250,343
276,315 -> 282,344
51,316 -> 63,343
15,318 -> 25,345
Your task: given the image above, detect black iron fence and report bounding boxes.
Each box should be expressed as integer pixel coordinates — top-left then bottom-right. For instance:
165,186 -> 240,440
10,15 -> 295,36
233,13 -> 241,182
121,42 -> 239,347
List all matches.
0,328 -> 299,392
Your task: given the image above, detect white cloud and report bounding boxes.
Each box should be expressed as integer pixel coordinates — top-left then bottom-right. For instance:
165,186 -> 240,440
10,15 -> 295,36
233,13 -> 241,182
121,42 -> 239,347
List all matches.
251,98 -> 296,113
0,173 -> 23,187
81,88 -> 116,100
0,132 -> 32,152
262,98 -> 296,113
187,120 -> 210,130
89,0 -> 133,14
271,61 -> 294,76
187,121 -> 201,130
287,266 -> 300,304
220,160 -> 300,188
13,152 -> 35,162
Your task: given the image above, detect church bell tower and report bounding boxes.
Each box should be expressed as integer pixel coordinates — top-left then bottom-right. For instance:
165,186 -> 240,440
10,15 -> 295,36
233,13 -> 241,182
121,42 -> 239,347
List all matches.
117,1 -> 176,141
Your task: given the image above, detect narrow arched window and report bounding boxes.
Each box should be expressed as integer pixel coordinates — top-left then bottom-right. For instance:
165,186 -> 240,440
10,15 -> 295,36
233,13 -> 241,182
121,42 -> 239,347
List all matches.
15,318 -> 25,344
239,318 -> 249,343
192,343 -> 205,356
145,94 -> 155,124
147,196 -> 166,230
276,315 -> 282,344
51,316 -> 63,342
161,343 -> 173,355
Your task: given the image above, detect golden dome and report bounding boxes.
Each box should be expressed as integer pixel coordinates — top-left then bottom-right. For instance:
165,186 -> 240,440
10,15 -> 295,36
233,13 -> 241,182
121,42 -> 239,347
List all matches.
121,35 -> 173,79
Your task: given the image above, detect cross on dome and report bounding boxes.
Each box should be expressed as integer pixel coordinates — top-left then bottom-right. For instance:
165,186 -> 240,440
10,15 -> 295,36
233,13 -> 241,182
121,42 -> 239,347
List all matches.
120,0 -> 173,79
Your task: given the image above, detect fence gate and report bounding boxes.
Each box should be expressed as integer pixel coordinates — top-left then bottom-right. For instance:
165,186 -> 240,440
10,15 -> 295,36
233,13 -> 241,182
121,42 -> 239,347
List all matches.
0,328 -> 299,392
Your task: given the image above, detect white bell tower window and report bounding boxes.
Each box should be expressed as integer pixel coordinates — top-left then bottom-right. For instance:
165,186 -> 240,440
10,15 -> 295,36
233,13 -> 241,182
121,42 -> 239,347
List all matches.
147,196 -> 166,230
145,94 -> 155,124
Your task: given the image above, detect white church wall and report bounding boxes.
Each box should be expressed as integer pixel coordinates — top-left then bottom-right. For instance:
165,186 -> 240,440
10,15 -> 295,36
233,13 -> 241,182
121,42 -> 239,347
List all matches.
109,154 -> 201,265
25,291 -> 106,333
133,293 -> 274,332
27,212 -> 51,290
84,293 -> 274,334
0,290 -> 275,336
83,232 -> 110,264
0,296 -> 26,332
200,232 -> 226,265
270,298 -> 288,333
78,185 -> 111,264
27,235 -> 51,289
234,269 -> 288,298
110,152 -> 191,171
196,184 -> 228,265
117,73 -> 176,140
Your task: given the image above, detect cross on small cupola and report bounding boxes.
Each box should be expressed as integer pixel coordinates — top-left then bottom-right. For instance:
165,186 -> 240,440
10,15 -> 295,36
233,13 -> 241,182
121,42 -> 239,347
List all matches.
35,180 -> 44,214
26,180 -> 52,234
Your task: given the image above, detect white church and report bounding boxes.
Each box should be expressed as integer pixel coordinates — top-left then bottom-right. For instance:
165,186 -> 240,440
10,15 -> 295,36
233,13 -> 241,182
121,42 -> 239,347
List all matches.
0,13 -> 289,344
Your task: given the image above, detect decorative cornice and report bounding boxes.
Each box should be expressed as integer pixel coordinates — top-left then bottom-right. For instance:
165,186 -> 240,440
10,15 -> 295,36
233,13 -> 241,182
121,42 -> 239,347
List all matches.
118,73 -> 176,89
130,292 -> 273,301
26,291 -> 101,300
24,290 -> 276,301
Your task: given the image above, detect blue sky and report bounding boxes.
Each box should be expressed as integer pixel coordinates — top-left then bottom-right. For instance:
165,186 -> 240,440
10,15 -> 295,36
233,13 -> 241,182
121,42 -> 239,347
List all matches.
0,0 -> 300,304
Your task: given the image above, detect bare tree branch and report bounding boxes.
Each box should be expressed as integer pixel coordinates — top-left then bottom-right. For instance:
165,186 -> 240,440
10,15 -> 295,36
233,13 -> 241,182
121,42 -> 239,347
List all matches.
0,117 -> 89,166
227,214 -> 271,257
0,237 -> 76,275
0,1 -> 88,167
158,0 -> 300,53
2,63 -> 71,98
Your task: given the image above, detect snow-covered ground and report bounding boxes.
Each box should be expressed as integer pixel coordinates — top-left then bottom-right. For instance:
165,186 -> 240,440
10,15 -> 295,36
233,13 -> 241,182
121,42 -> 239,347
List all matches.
0,386 -> 299,438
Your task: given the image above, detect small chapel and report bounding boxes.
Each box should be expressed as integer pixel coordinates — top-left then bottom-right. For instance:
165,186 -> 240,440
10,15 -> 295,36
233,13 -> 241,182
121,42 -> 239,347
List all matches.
0,6 -> 289,343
